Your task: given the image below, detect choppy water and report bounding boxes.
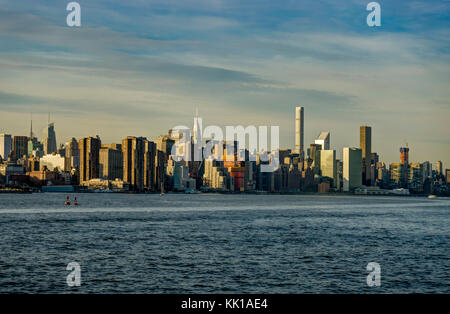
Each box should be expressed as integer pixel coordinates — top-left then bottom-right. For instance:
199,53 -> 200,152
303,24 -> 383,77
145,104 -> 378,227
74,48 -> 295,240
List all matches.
0,193 -> 448,293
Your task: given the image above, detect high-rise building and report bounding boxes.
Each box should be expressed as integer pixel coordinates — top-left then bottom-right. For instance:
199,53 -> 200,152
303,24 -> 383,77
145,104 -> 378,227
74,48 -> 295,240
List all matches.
43,122 -> 57,155
436,160 -> 443,176
79,136 -> 101,184
144,140 -> 156,191
295,106 -> 304,157
421,161 -> 432,182
320,149 -> 337,187
99,145 -> 123,180
360,126 -> 372,159
27,139 -> 44,158
400,146 -> 409,165
389,163 -> 407,188
360,125 -> 372,185
122,136 -> 147,191
446,169 -> 450,184
309,143 -> 322,175
155,135 -> 175,161
408,162 -> 423,192
343,147 -> 362,192
315,132 -> 330,150
65,138 -> 80,169
0,134 -> 12,161
12,136 -> 28,161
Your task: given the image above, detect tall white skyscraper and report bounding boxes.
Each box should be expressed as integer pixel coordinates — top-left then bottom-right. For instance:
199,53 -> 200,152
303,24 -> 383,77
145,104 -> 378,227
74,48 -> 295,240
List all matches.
343,147 -> 362,192
0,134 -> 13,160
315,132 -> 330,150
295,106 -> 304,157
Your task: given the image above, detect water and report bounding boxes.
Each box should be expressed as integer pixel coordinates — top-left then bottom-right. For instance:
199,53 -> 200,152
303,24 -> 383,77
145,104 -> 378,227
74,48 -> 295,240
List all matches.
0,193 -> 448,293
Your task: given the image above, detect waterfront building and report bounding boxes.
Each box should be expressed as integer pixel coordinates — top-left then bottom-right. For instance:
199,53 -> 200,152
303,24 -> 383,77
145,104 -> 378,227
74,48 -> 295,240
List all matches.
79,136 -> 101,184
203,158 -> 234,191
99,145 -> 123,180
122,136 -> 147,191
389,163 -> 407,188
343,147 -> 362,192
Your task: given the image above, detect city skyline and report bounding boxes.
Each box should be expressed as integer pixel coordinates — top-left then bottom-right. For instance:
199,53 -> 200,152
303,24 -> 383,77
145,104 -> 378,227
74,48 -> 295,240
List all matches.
0,110 -> 447,168
0,0 -> 449,166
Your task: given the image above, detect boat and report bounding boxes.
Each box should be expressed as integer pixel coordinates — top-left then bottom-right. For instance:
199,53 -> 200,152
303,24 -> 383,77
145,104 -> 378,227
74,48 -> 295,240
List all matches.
64,196 -> 71,205
428,195 -> 437,199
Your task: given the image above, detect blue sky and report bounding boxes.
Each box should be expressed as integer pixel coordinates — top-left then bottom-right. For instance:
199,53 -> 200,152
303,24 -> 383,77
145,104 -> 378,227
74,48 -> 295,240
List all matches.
0,0 -> 449,165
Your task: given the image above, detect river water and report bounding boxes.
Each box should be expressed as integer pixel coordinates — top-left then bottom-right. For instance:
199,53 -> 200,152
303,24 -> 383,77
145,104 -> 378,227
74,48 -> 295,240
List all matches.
0,193 -> 448,293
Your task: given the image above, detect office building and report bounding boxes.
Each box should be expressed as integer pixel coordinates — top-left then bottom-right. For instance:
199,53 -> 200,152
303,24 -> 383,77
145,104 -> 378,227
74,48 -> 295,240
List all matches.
320,149 -> 337,187
43,121 -> 57,155
343,147 -> 362,192
12,136 -> 28,161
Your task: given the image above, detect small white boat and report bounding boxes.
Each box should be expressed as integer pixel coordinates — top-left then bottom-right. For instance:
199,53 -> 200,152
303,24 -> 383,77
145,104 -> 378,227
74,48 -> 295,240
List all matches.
428,195 -> 437,199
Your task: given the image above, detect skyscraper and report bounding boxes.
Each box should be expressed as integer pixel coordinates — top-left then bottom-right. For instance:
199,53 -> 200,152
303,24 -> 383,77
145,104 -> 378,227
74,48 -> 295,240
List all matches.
12,136 -> 28,161
360,125 -> 372,185
0,134 -> 12,161
400,145 -> 409,165
343,147 -> 362,192
65,138 -> 80,169
99,144 -> 123,180
122,136 -> 147,191
295,106 -> 304,157
43,120 -> 57,155
79,136 -> 101,184
315,132 -> 330,150
320,149 -> 337,187
360,126 -> 372,159
436,160 -> 443,176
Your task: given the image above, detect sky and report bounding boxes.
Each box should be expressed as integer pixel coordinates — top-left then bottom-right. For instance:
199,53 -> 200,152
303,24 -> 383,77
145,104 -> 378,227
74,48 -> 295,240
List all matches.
0,0 -> 449,166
